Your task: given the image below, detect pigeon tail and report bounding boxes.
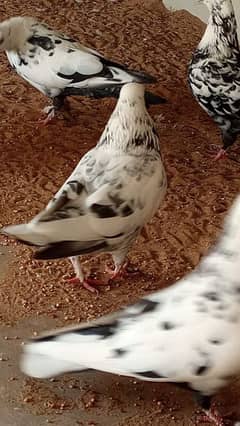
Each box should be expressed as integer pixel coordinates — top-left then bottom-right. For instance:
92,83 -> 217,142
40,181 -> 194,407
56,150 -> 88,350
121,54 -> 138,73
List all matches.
62,85 -> 167,105
144,91 -> 167,106
21,322 -> 116,379
122,68 -> 157,84
21,343 -> 86,379
1,224 -> 50,246
34,240 -> 107,260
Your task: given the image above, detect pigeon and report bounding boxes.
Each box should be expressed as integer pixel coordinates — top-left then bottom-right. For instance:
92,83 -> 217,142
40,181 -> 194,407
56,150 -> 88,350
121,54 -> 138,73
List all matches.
188,0 -> 240,160
2,83 -> 167,293
20,194 -> 240,426
0,16 -> 166,124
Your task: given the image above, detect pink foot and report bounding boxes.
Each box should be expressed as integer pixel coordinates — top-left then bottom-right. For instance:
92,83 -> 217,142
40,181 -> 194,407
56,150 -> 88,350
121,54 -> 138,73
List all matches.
213,148 -> 227,161
66,276 -> 105,293
206,144 -> 227,161
198,408 -> 226,426
105,262 -> 139,282
38,107 -> 55,125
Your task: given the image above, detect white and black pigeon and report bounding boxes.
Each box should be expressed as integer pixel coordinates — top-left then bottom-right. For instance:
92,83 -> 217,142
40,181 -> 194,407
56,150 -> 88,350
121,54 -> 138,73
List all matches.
2,83 -> 167,293
21,194 -> 240,426
188,0 -> 240,160
0,16 -> 166,124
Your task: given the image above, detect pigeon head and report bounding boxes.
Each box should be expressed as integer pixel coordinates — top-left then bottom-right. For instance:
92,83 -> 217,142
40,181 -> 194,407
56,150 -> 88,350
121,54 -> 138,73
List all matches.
0,16 -> 33,51
97,82 -> 160,152
118,83 -> 146,106
201,0 -> 234,16
198,0 -> 237,53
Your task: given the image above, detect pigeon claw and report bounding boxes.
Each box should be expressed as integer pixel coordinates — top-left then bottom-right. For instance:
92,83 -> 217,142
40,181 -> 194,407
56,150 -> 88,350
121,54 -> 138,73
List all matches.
39,106 -> 55,125
105,262 -> 139,282
213,148 -> 227,161
66,276 -> 104,294
197,408 -> 225,426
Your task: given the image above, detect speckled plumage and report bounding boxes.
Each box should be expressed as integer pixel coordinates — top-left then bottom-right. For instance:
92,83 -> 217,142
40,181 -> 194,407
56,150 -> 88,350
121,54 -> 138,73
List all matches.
0,16 -> 166,121
2,83 -> 167,290
20,193 -> 240,423
188,0 -> 240,155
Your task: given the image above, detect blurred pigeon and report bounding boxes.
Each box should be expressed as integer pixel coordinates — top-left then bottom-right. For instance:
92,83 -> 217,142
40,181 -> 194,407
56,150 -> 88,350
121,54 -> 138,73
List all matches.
2,83 -> 167,293
188,0 -> 240,160
21,194 -> 240,425
0,16 -> 166,124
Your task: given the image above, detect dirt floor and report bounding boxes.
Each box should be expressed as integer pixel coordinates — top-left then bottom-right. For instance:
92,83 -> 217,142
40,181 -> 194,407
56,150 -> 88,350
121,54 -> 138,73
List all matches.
1,0 -> 240,424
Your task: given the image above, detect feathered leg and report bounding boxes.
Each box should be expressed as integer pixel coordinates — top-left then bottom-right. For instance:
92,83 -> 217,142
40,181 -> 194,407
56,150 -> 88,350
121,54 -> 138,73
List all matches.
67,256 -> 101,294
40,95 -> 67,125
212,131 -> 237,161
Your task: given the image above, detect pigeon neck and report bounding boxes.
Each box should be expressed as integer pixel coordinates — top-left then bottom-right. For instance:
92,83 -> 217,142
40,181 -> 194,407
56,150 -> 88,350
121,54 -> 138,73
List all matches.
98,101 -> 161,153
199,1 -> 239,57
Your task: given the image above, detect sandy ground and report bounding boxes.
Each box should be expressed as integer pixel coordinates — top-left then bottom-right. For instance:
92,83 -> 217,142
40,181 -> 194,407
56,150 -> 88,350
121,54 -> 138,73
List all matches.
1,0 -> 240,424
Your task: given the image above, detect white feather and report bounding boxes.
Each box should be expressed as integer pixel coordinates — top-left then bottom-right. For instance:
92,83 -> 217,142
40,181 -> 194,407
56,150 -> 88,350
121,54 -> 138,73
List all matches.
20,194 -> 240,401
2,83 -> 166,274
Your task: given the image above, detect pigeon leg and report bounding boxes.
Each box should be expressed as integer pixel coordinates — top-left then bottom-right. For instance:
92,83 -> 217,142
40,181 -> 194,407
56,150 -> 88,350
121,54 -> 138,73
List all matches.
199,408 -> 225,426
196,394 -> 225,426
66,256 -> 100,294
105,261 -> 129,281
207,144 -> 227,161
53,95 -> 72,120
213,148 -> 227,161
39,105 -> 55,125
39,95 -> 67,125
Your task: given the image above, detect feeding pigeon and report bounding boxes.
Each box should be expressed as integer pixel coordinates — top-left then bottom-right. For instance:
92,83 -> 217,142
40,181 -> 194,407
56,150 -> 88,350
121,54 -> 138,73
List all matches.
0,16 -> 166,124
20,194 -> 240,426
188,0 -> 240,160
2,83 -> 167,293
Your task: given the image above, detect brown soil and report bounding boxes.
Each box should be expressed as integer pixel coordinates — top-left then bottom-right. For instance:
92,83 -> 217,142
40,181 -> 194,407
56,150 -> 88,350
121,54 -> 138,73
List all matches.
0,0 -> 240,424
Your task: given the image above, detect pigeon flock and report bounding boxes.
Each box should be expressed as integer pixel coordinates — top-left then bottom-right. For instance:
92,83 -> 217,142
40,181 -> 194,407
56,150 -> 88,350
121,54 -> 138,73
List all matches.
1,0 -> 240,425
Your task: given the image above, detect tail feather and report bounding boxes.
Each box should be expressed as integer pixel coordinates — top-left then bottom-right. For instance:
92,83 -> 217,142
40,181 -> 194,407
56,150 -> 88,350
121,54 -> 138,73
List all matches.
101,57 -> 157,84
65,86 -> 167,105
144,91 -> 167,106
122,68 -> 157,84
1,224 -> 49,246
21,346 -> 86,379
21,318 -> 119,379
34,240 -> 107,260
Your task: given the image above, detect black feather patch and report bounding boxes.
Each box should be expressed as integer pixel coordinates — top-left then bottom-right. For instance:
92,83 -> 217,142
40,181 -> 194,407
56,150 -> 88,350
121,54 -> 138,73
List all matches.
194,393 -> 211,410
31,334 -> 58,343
28,35 -> 55,51
144,91 -> 167,105
74,321 -> 119,339
34,240 -> 107,260
67,180 -> 83,195
160,321 -> 176,330
91,203 -> 117,218
137,299 -> 160,314
113,348 -> 128,357
134,371 -> 167,379
194,365 -> 209,376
